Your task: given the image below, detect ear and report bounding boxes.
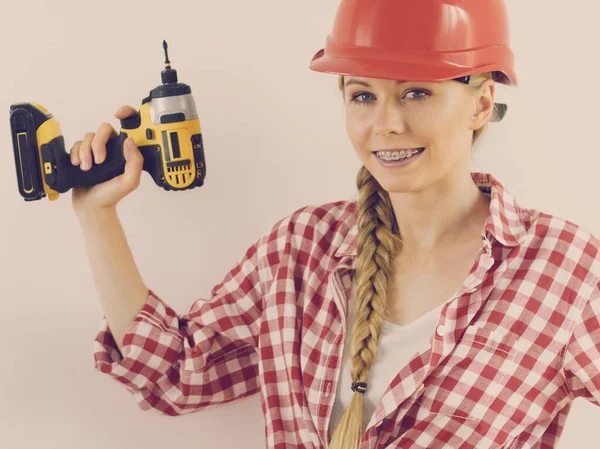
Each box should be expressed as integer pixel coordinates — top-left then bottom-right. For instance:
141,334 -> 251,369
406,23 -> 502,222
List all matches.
470,79 -> 496,130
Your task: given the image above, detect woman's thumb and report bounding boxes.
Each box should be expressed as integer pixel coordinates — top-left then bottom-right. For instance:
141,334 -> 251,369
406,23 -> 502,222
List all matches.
122,138 -> 143,188
124,137 -> 139,158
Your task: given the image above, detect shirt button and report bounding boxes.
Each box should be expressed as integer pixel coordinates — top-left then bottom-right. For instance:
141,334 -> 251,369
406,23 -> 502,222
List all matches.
417,383 -> 424,391
436,324 -> 445,336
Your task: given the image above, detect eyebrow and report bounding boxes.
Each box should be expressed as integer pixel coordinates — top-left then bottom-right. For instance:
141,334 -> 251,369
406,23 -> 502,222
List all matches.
344,78 -> 410,88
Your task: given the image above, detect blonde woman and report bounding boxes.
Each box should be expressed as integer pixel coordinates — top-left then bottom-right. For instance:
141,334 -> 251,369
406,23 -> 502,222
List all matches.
72,1 -> 599,448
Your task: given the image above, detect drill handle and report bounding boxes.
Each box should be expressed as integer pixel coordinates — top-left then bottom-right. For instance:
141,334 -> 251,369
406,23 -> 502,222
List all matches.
42,134 -> 127,192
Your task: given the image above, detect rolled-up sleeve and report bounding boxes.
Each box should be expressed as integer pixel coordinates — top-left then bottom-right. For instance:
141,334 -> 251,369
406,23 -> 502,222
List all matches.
561,281 -> 600,406
92,217 -> 287,415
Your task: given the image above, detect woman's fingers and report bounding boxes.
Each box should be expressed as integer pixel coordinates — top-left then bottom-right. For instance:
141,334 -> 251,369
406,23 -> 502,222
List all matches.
70,140 -> 82,165
114,105 -> 137,120
91,123 -> 117,164
70,104 -> 138,173
79,132 -> 96,171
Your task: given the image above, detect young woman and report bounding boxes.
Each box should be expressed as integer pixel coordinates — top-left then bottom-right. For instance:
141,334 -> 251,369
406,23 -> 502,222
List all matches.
72,1 -> 600,448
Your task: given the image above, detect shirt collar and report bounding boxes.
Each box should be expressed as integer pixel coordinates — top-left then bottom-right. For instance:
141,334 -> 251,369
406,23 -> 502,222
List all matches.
335,171 -> 528,258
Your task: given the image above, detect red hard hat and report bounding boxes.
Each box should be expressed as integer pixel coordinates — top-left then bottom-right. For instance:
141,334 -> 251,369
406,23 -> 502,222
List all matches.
309,0 -> 517,122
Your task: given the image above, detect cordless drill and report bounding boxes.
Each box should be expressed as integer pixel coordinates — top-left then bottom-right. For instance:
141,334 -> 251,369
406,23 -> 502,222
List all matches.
10,40 -> 206,201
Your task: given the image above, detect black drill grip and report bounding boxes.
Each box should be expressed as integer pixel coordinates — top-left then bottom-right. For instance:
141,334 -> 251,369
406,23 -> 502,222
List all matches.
42,133 -> 128,192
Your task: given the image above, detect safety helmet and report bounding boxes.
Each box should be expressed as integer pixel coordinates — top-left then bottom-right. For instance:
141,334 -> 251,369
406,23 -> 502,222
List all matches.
309,0 -> 517,122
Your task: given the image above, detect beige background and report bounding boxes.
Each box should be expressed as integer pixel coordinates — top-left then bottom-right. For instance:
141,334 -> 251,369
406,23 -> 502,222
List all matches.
1,0 -> 599,448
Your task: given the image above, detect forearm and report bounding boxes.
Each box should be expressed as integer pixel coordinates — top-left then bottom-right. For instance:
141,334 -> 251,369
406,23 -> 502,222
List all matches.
77,207 -> 149,354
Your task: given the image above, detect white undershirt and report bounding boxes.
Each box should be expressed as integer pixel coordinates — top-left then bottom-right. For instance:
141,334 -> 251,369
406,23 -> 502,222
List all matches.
328,276 -> 444,436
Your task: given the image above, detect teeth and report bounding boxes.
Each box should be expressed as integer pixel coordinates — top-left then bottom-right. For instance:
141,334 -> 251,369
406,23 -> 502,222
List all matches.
376,148 -> 422,161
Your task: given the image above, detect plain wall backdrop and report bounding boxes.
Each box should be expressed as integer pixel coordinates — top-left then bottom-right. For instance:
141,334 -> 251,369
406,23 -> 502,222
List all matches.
1,0 -> 599,448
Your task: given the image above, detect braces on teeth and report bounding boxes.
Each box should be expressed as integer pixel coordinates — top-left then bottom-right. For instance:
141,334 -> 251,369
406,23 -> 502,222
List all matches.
377,149 -> 421,161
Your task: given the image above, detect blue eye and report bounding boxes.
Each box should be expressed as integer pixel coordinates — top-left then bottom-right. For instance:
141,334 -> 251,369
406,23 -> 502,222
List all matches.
349,92 -> 375,104
348,89 -> 429,105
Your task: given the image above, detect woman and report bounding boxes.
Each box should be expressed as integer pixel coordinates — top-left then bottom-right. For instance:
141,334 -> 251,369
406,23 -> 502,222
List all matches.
74,1 -> 600,448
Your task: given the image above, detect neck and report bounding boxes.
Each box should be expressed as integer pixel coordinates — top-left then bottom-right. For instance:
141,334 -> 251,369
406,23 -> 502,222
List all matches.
388,171 -> 490,261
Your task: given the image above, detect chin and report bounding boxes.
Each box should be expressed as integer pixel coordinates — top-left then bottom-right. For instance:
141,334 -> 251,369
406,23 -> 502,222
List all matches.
369,166 -> 425,192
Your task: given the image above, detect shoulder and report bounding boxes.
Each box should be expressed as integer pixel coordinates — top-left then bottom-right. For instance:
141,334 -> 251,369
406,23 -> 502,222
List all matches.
529,209 -> 600,286
288,198 -> 357,231
258,198 -> 358,257
271,198 -> 358,239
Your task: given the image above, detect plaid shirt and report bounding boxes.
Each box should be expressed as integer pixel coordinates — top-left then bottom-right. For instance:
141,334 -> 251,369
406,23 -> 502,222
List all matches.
94,171 -> 600,449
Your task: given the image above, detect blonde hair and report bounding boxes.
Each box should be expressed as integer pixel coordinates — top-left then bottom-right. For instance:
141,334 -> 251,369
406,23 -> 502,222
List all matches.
327,72 -> 495,449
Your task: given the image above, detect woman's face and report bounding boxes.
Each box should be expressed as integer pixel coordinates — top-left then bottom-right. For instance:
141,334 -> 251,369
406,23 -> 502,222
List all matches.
343,76 -> 493,192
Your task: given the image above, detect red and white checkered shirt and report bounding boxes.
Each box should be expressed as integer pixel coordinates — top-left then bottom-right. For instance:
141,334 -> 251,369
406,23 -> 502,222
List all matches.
94,171 -> 600,449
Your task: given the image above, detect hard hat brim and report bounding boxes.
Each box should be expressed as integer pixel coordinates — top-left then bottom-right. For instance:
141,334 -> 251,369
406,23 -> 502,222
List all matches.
309,48 -> 514,122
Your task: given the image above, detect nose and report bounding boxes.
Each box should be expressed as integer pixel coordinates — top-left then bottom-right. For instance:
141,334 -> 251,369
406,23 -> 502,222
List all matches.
372,100 -> 407,137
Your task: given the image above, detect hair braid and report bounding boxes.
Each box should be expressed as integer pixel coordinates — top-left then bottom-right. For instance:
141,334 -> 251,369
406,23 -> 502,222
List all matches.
328,166 -> 402,449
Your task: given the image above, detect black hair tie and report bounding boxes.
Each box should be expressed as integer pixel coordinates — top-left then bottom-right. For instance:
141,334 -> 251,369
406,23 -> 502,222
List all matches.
351,382 -> 367,394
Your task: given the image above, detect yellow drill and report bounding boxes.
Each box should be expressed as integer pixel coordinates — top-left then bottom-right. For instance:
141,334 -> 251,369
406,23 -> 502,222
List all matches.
10,40 -> 206,201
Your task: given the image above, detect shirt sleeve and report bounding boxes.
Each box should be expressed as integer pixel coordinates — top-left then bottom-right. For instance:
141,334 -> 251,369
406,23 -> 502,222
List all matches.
92,216 -> 288,416
560,280 -> 600,406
